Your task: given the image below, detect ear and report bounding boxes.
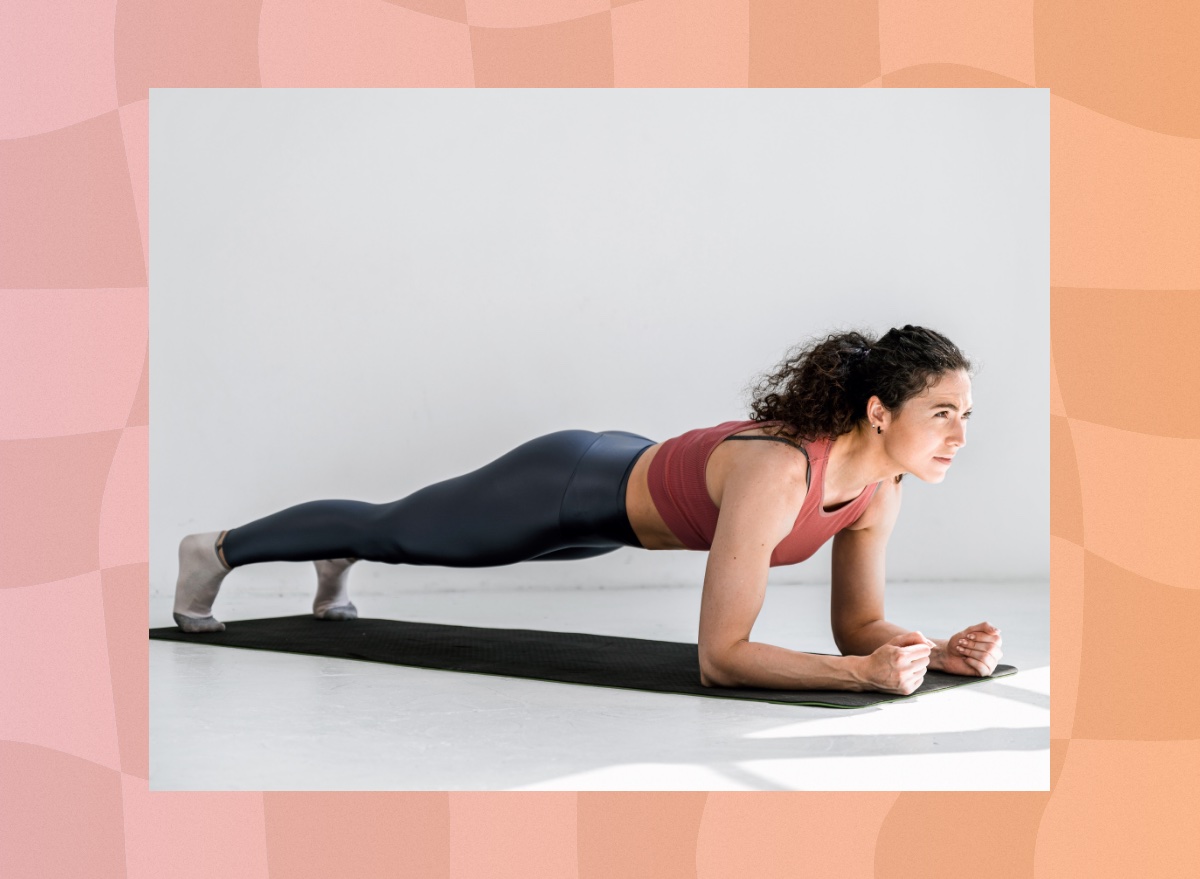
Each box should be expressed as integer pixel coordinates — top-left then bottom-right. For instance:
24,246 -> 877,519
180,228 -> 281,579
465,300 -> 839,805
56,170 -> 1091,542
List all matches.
866,395 -> 891,428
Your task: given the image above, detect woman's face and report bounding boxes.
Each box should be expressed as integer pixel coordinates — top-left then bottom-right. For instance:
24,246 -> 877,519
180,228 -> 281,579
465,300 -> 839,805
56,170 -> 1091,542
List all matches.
877,369 -> 972,483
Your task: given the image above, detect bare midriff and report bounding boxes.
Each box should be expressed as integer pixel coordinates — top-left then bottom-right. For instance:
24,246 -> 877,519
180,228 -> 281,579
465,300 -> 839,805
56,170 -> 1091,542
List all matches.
623,443 -> 686,550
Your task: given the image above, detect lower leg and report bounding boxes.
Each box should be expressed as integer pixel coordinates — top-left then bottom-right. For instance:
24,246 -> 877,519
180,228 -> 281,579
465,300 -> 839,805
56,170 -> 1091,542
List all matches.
219,499 -> 388,567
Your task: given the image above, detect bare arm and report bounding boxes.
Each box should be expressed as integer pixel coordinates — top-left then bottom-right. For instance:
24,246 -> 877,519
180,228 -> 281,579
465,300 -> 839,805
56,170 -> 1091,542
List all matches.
697,442 -> 868,691
829,478 -> 945,666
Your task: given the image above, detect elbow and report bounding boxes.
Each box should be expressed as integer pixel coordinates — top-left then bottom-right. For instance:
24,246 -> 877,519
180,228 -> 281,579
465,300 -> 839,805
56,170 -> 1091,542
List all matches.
835,639 -> 870,659
698,644 -> 739,688
699,668 -> 728,688
833,622 -> 874,656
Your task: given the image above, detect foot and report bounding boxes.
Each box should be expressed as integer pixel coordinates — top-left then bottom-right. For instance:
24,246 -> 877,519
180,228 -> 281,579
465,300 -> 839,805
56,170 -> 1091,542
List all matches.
313,557 -> 359,620
173,531 -> 230,632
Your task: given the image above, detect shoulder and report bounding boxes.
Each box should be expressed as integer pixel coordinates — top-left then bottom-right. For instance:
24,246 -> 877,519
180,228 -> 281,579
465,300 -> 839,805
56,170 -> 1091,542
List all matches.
713,431 -> 810,499
708,435 -> 810,547
710,467 -> 808,555
843,474 -> 903,533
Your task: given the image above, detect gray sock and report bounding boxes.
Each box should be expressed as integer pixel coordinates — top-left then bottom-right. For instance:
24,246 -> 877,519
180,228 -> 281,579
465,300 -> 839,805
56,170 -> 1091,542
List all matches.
313,558 -> 359,620
172,531 -> 229,632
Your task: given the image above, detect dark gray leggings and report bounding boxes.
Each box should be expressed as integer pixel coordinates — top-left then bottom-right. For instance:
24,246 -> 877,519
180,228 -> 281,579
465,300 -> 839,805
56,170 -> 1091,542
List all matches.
219,430 -> 656,569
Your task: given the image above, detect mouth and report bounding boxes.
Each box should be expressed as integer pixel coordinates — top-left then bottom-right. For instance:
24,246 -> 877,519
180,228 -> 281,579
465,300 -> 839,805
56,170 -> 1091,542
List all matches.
933,456 -> 953,465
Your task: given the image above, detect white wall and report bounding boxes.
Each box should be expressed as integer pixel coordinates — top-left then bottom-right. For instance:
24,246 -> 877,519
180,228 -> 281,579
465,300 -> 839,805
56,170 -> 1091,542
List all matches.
150,88 -> 1048,595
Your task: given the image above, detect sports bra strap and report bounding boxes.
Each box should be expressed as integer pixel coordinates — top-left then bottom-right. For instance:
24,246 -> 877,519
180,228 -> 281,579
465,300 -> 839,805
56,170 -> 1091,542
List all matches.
724,435 -> 811,490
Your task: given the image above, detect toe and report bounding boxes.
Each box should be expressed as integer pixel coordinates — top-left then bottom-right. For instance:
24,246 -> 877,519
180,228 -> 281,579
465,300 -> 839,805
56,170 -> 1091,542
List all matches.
315,602 -> 358,621
173,612 -> 225,633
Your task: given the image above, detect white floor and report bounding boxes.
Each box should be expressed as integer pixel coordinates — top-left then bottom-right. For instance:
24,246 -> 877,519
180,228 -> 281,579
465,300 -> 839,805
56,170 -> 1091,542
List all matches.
150,577 -> 1049,791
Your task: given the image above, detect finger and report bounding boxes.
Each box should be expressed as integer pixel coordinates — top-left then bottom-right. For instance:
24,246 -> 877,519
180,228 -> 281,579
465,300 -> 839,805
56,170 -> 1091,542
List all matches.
966,621 -> 1000,634
955,643 -> 1003,662
898,644 -> 932,658
959,648 -> 1001,666
964,655 -> 990,676
909,631 -> 937,648
955,640 -> 995,657
957,635 -> 1001,654
959,640 -> 1004,664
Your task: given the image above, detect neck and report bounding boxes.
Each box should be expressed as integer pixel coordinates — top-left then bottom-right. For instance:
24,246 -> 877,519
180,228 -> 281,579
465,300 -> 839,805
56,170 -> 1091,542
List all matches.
826,422 -> 900,496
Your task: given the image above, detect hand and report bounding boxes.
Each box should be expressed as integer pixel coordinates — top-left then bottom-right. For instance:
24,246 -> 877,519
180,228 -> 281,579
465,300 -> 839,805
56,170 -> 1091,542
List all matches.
940,622 -> 1003,677
859,630 -> 936,695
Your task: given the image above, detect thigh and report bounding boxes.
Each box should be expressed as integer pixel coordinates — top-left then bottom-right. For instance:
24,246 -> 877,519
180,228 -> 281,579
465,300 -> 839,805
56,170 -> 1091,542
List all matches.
374,430 -> 601,567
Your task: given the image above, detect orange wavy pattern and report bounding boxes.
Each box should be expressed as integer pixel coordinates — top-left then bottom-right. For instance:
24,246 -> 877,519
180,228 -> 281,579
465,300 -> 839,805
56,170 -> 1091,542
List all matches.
1,0 -> 1195,875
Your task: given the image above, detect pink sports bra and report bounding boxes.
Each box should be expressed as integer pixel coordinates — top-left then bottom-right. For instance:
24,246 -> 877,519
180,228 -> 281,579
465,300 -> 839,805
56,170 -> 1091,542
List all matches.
645,419 -> 881,567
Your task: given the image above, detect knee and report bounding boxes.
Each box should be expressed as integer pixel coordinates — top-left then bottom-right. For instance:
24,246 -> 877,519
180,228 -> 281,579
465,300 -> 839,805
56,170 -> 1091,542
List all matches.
347,509 -> 410,564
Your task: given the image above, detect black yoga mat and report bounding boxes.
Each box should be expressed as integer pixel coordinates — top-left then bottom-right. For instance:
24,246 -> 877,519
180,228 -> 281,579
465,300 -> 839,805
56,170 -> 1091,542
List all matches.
149,615 -> 1017,709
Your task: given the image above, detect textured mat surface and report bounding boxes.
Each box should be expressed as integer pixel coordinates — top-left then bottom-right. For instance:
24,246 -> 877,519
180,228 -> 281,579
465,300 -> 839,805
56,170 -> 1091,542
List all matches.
149,615 -> 1017,709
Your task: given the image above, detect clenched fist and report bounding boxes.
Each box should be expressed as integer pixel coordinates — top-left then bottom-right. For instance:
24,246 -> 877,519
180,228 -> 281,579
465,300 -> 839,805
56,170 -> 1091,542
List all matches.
939,622 -> 1002,677
858,630 -> 936,695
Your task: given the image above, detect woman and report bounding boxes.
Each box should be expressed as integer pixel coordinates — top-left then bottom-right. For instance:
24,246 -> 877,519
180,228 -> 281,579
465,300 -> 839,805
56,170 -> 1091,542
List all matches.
172,324 -> 1003,695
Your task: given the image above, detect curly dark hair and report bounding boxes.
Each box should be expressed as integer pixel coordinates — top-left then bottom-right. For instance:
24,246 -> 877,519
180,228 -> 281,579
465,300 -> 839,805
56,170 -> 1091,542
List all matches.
747,325 -> 973,446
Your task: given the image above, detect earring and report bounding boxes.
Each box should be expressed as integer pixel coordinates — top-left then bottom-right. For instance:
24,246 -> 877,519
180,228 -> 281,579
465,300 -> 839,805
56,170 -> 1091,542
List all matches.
875,425 -> 882,434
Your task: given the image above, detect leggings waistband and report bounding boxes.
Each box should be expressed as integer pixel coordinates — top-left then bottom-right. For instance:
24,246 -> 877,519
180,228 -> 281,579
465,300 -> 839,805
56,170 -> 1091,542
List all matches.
560,431 -> 655,549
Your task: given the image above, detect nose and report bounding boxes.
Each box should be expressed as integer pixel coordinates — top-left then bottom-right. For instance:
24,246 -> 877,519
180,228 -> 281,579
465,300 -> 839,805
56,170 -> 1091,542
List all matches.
950,418 -> 967,448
